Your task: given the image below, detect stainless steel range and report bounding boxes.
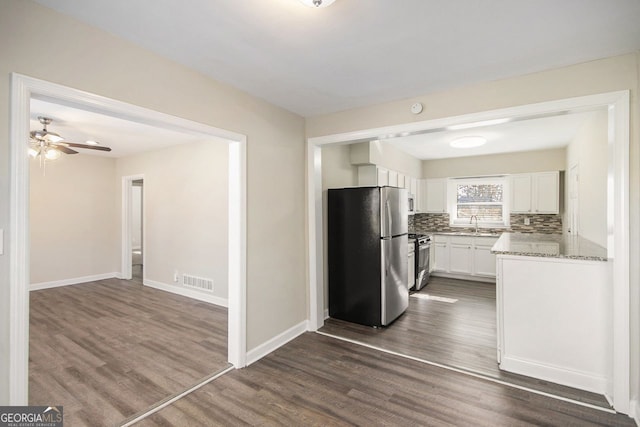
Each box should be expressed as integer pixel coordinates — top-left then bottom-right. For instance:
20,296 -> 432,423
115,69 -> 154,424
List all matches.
409,233 -> 431,291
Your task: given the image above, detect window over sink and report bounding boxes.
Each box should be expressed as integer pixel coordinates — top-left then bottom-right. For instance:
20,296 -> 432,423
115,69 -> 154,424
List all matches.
449,177 -> 509,227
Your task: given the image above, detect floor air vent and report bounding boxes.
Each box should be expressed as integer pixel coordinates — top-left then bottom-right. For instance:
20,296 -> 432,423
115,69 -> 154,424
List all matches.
182,274 -> 214,292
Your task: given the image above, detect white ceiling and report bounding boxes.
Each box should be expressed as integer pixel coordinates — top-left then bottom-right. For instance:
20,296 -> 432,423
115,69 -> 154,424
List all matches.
386,111 -> 600,160
33,0 -> 640,117
30,98 -> 214,158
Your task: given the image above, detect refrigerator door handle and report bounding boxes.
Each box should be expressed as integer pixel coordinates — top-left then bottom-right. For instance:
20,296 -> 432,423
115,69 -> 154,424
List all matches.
385,200 -> 393,238
380,239 -> 388,323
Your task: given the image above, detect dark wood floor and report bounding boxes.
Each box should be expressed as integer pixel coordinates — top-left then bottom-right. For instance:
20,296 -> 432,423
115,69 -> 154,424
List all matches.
139,332 -> 633,426
29,276 -> 229,426
320,276 -> 610,408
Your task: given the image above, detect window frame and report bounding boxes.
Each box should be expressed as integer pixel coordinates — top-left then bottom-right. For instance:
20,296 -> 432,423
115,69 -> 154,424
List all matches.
448,176 -> 510,228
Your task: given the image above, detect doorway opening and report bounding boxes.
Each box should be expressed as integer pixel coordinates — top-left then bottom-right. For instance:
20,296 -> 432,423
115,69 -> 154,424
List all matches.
9,73 -> 247,409
307,91 -> 630,413
131,179 -> 144,281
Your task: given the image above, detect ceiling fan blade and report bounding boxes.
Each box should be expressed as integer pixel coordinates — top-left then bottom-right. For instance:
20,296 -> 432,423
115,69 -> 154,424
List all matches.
59,142 -> 112,152
50,144 -> 79,155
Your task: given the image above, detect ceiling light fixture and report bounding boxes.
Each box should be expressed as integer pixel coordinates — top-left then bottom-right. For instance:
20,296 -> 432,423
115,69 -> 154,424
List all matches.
449,136 -> 487,148
447,118 -> 511,131
299,0 -> 336,8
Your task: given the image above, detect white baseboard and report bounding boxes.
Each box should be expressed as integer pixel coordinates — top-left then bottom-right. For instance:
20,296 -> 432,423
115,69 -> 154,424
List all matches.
143,279 -> 228,308
30,272 -> 119,291
431,272 -> 496,283
246,320 -> 308,366
500,355 -> 607,395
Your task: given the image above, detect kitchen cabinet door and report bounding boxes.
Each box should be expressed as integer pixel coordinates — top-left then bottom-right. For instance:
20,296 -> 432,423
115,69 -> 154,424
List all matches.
388,170 -> 398,187
510,174 -> 532,213
533,172 -> 559,213
433,242 -> 448,272
473,245 -> 496,277
423,179 -> 447,213
377,168 -> 389,186
449,241 -> 472,274
409,178 -> 418,196
397,173 -> 406,189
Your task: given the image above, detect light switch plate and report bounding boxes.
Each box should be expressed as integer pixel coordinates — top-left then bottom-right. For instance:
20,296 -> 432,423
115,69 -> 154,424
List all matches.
524,217 -> 531,226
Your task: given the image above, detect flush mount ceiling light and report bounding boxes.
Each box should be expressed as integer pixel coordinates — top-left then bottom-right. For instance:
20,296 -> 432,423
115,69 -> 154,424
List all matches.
299,0 -> 337,7
449,136 -> 487,148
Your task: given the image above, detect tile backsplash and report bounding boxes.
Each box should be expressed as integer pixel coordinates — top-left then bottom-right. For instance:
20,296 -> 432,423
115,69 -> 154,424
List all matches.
409,213 -> 562,234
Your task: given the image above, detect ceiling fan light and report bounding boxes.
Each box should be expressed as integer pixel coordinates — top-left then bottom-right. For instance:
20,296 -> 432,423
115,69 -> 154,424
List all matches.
298,0 -> 337,8
44,147 -> 61,160
449,136 -> 487,148
28,147 -> 40,158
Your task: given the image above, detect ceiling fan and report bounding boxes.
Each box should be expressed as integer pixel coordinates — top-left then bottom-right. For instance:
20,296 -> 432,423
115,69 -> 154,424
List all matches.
29,116 -> 112,160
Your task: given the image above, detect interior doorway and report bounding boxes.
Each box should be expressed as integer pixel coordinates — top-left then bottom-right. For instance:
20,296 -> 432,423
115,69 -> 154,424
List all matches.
307,91 -> 631,413
9,73 -> 248,407
131,179 -> 144,281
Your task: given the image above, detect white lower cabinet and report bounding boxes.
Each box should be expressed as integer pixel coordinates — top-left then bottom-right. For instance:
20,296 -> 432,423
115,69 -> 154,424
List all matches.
473,243 -> 497,277
433,237 -> 448,272
432,234 -> 499,280
449,238 -> 473,274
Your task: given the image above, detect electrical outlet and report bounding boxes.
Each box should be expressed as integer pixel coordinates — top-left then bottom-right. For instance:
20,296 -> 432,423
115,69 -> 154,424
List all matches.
524,217 -> 531,226
174,270 -> 179,282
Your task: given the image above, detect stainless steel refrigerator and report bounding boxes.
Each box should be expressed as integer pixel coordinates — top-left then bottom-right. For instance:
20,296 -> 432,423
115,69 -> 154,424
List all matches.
328,186 -> 409,327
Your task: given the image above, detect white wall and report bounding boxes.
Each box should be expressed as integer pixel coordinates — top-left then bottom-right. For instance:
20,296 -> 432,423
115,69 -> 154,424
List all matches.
422,148 -> 566,179
117,141 -> 229,301
0,0 -> 307,400
29,155 -> 119,285
565,111 -> 608,248
306,52 -> 640,409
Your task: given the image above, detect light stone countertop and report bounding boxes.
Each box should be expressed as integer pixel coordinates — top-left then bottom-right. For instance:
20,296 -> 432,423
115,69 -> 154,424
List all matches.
491,232 -> 608,261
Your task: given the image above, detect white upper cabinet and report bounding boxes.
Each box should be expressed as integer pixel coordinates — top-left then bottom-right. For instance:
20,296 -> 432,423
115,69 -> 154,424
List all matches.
358,166 -> 419,194
396,173 -> 404,189
510,171 -> 559,214
534,172 -> 560,213
420,178 -> 448,213
358,165 -> 390,186
510,174 -> 532,213
388,170 -> 399,187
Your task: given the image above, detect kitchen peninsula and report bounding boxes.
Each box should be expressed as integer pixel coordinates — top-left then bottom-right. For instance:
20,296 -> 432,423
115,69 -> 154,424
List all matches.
492,233 -> 611,396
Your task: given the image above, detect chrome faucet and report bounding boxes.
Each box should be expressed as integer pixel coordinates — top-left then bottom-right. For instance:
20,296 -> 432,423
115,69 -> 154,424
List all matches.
470,215 -> 479,234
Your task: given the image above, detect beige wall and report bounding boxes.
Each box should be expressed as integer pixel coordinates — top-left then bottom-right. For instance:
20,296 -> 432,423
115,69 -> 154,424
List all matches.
29,155 -> 119,284
307,52 -> 640,406
0,0 -> 307,400
565,111 -> 608,247
117,141 -> 229,300
422,148 -> 566,179
369,141 -> 423,178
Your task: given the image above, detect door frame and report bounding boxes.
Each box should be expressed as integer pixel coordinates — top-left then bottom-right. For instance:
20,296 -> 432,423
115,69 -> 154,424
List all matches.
306,91 -> 630,412
568,163 -> 580,235
9,73 -> 248,404
122,175 -> 145,280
